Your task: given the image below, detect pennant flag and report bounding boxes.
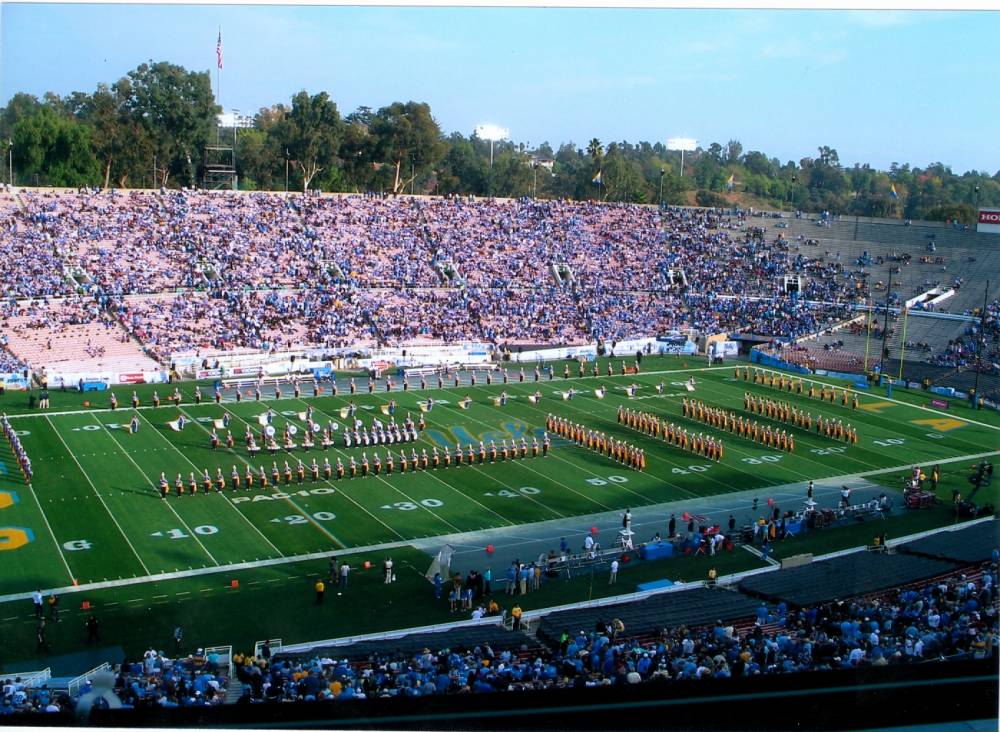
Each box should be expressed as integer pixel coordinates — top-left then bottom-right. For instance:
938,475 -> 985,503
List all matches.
339,407 -> 349,419
380,405 -> 390,415
726,173 -> 735,191
890,183 -> 898,199
257,414 -> 268,426
297,412 -> 308,422
592,171 -> 602,185
213,419 -> 225,429
167,419 -> 182,432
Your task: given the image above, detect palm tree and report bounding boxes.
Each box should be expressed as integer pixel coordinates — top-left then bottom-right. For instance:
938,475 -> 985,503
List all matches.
586,138 -> 604,165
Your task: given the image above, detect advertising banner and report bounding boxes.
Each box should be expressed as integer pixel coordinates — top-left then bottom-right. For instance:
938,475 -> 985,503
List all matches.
977,208 -> 1000,234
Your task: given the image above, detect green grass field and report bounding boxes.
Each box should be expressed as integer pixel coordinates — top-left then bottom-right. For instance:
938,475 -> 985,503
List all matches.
2,356 -> 998,597
0,356 -> 997,667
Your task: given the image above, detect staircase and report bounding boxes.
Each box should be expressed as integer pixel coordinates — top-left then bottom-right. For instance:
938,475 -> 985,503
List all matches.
223,679 -> 245,704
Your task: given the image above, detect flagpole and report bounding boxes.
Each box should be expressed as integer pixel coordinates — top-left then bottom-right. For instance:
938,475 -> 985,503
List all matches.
216,27 -> 222,145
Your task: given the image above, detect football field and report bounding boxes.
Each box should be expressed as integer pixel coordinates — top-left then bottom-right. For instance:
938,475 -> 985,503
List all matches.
2,356 -> 998,598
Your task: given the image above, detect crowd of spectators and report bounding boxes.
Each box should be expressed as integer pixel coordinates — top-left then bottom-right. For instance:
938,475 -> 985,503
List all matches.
3,560 -> 993,717
0,648 -> 232,718
222,564 -> 994,703
1,189 -> 875,365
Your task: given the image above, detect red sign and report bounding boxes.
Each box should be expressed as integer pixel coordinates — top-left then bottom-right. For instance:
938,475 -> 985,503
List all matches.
930,399 -> 949,410
118,372 -> 145,384
979,210 -> 1000,224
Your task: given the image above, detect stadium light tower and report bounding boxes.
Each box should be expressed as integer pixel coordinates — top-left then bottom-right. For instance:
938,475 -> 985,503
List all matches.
475,123 -> 508,197
667,137 -> 697,178
475,123 -> 508,168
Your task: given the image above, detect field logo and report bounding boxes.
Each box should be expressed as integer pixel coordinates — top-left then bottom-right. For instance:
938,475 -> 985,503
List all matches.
0,490 -> 18,510
0,526 -> 34,551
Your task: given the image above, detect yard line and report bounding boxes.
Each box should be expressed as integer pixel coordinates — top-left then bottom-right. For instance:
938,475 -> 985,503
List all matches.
533,375 -> 880,483
703,371 -> 996,459
511,380 -> 822,486
496,381 -> 741,494
317,389 -> 612,513
442,384 -> 656,506
175,405 -> 352,548
467,462 -> 567,519
690,374 -> 966,468
748,366 -> 1000,432
189,400 -> 405,547
134,410 -> 286,559
348,387 -> 620,513
45,415 -> 152,576
93,413 -> 219,568
286,400 -> 464,534
22,479 -> 76,586
289,396 -> 515,529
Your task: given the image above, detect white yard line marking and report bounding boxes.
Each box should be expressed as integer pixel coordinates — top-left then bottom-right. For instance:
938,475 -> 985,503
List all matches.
182,402 -> 395,545
23,479 -> 76,585
45,415 -> 152,576
94,413 -> 219,568
294,397 -> 514,529
751,367 -> 1000,432
291,400 -> 465,535
135,410 -> 286,558
375,386 -> 621,512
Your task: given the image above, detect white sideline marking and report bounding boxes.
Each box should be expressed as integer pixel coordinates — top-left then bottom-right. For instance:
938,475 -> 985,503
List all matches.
45,415 -> 152,576
3,365 -> 734,421
1,447 -> 994,606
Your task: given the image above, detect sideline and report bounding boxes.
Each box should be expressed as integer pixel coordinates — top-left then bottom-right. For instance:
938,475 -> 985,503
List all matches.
0,447 -> 993,605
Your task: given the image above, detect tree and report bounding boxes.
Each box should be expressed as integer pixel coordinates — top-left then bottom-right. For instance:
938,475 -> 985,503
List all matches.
236,128 -> 281,191
125,61 -> 219,187
273,91 -> 343,192
77,82 -> 153,189
817,145 -> 840,167
725,139 -> 743,165
370,101 -> 445,194
586,138 -> 603,167
742,150 -> 773,178
12,106 -> 99,186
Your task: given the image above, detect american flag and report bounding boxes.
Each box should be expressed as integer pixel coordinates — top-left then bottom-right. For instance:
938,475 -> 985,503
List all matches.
216,30 -> 223,70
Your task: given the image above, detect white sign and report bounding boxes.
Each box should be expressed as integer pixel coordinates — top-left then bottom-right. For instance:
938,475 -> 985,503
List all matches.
667,137 -> 698,152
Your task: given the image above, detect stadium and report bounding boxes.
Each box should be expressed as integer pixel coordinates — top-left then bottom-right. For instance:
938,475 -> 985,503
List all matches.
1,5 -> 998,731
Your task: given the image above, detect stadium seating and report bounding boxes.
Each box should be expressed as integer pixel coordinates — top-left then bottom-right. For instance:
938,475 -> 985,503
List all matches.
2,190 -> 996,379
737,551 -> 959,606
535,586 -> 766,644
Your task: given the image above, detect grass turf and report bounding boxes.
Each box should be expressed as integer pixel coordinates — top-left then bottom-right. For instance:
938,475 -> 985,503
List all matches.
1,355 -> 997,668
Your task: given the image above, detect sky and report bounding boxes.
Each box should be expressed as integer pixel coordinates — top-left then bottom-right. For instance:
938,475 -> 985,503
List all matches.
2,3 -> 999,174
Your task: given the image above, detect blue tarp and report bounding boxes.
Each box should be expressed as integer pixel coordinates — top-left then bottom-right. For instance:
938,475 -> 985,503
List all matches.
640,542 -> 674,561
637,579 -> 675,591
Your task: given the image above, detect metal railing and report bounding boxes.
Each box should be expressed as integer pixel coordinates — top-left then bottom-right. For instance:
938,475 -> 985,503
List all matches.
253,638 -> 282,659
66,662 -> 110,698
205,644 -> 234,678
18,668 -> 52,689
